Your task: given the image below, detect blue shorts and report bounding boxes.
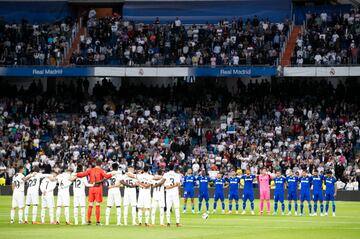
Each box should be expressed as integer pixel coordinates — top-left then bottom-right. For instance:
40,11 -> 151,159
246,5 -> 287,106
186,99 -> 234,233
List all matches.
312,191 -> 324,202
242,191 -> 254,202
198,191 -> 209,201
229,191 -> 239,201
183,190 -> 194,199
274,192 -> 284,203
287,191 -> 298,201
214,192 -> 225,201
325,192 -> 335,201
300,192 -> 311,202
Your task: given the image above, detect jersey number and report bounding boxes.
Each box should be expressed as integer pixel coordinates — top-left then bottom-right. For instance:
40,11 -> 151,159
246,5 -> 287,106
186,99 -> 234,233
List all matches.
110,178 -> 116,186
28,179 -> 37,187
75,179 -> 82,188
14,180 -> 20,188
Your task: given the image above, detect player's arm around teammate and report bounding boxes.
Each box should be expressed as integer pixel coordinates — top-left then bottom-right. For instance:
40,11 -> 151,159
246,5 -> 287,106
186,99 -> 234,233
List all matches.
10,166 -> 31,224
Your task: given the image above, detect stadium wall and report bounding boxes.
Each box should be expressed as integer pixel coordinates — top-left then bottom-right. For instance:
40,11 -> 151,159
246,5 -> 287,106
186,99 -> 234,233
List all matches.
0,1 -> 74,23
293,4 -> 352,25
123,0 -> 291,24
1,186 -> 359,201
0,67 -> 278,77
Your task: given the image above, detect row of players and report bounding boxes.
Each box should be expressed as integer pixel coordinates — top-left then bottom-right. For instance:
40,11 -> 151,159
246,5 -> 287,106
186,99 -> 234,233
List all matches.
182,168 -> 337,216
10,165 -> 337,225
10,164 -> 182,226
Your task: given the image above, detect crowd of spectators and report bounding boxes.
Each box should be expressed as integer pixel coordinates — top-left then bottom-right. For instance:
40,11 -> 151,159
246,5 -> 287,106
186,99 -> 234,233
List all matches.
0,17 -> 76,66
293,9 -> 360,66
70,10 -> 290,66
0,77 -> 359,190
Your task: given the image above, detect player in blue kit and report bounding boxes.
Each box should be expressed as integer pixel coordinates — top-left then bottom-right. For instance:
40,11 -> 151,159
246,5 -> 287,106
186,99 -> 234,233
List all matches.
227,171 -> 240,214
312,170 -> 324,216
196,170 -> 211,213
286,171 -> 299,215
212,173 -> 227,214
324,171 -> 337,217
182,169 -> 196,213
273,170 -> 286,215
240,169 -> 255,215
299,170 -> 312,216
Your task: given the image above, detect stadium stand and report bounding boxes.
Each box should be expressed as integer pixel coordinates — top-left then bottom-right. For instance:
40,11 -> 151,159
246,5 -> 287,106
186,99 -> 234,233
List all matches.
292,9 -> 360,66
70,13 -> 291,66
0,18 -> 78,66
0,78 -> 359,189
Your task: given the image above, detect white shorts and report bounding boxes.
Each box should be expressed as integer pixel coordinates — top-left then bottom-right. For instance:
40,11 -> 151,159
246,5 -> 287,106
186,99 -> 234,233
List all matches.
41,195 -> 54,208
166,194 -> 180,210
73,195 -> 86,207
123,189 -> 137,207
137,190 -> 151,209
26,192 -> 39,205
12,192 -> 25,208
152,196 -> 165,209
57,192 -> 70,207
107,189 -> 122,207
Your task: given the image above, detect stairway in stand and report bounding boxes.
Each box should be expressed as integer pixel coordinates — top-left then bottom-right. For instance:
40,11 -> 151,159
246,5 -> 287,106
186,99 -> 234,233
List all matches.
62,25 -> 86,66
280,25 -> 302,67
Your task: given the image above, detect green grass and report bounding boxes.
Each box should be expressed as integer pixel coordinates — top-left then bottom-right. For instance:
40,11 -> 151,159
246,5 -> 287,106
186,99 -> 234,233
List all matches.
0,196 -> 359,239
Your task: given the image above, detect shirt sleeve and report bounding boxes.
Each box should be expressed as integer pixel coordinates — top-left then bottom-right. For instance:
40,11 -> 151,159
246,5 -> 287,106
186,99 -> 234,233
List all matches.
77,169 -> 90,178
101,170 -> 112,179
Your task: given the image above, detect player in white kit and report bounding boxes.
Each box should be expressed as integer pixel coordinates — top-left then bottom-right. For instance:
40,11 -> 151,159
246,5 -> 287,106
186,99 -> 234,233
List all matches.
11,166 -> 33,224
105,163 -> 123,226
56,168 -> 74,224
73,165 -> 93,225
40,172 -> 58,224
128,166 -> 159,226
163,165 -> 182,227
24,167 -> 52,224
151,170 -> 166,226
121,166 -> 138,226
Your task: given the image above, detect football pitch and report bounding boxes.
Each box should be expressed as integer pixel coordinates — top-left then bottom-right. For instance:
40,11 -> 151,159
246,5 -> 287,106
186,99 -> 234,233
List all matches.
0,196 -> 359,239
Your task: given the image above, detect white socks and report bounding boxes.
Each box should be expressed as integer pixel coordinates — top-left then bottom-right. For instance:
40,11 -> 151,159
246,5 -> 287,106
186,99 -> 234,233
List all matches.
132,206 -> 137,225
41,208 -> 46,223
105,207 -> 111,225
151,207 -> 164,225
166,207 -> 171,224
74,207 -> 85,224
138,209 -> 143,224
151,207 -> 156,224
19,209 -> 23,223
144,210 -> 150,224
41,207 -> 54,224
56,207 -> 61,222
74,208 -> 79,225
116,207 -> 121,224
64,207 -> 69,223
56,207 -> 69,223
24,205 -> 29,221
160,207 -> 164,225
81,207 -> 85,224
10,209 -> 15,221
124,205 -> 128,225
166,204 -> 180,224
49,207 -> 54,224
175,208 -> 180,224
32,206 -> 38,222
